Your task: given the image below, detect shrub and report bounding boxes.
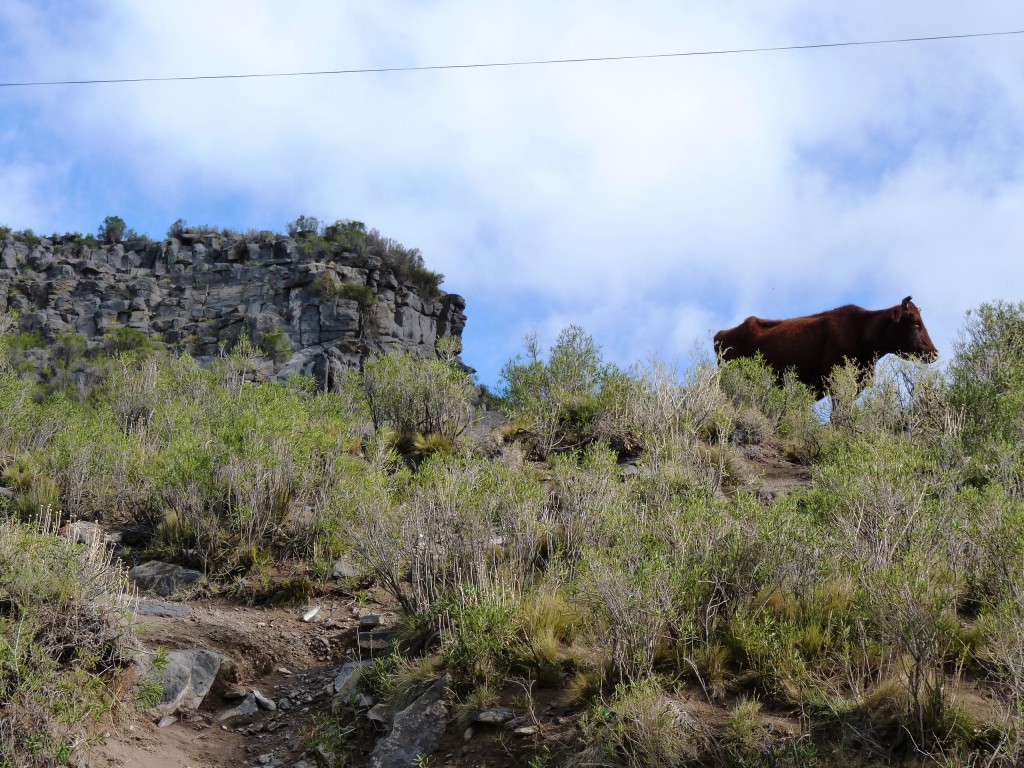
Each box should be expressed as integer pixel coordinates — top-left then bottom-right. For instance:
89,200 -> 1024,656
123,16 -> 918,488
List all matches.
101,325 -> 155,357
166,219 -> 222,240
50,333 -> 88,369
166,218 -> 187,239
12,229 -> 40,248
312,272 -> 377,310
259,327 -> 293,364
499,326 -> 620,457
0,515 -> 138,767
948,300 -> 1024,448
323,219 -> 367,251
718,354 -> 818,454
97,215 -> 134,245
359,352 -> 473,446
363,229 -> 444,296
338,282 -> 378,310
287,214 -> 322,238
584,678 -> 706,768
312,271 -> 342,298
721,697 -> 771,766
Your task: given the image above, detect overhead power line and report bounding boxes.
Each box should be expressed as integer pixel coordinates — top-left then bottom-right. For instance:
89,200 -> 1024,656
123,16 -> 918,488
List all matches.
1,29 -> 1022,88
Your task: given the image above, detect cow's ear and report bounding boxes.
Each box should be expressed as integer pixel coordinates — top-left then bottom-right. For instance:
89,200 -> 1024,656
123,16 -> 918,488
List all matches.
892,305 -> 904,322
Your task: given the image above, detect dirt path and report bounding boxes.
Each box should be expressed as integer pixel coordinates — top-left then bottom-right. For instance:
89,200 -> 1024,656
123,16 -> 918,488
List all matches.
92,597 -> 368,768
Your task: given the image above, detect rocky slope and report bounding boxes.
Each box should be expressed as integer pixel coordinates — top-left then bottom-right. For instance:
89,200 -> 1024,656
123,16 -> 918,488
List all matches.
0,232 -> 466,386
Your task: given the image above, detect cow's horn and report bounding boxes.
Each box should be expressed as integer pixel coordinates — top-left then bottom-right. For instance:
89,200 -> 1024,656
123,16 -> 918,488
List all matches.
902,296 -> 912,307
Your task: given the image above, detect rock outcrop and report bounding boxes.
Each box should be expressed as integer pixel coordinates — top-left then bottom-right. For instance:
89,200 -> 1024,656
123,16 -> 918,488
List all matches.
0,233 -> 467,387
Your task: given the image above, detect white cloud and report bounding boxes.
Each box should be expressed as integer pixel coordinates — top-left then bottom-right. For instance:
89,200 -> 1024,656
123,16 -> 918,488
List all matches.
2,1 -> 1024,382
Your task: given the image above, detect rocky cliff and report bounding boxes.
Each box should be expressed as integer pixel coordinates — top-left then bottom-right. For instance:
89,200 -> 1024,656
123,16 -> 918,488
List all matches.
0,232 -> 467,386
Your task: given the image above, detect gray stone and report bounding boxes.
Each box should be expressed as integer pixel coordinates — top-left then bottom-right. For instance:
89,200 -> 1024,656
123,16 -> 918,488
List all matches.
1,246 -> 18,269
60,520 -> 112,547
473,706 -> 515,725
129,561 -> 203,597
333,660 -> 371,694
332,557 -> 360,580
143,648 -> 225,717
134,599 -> 191,618
216,692 -> 259,722
358,630 -> 397,652
252,689 -> 277,711
367,676 -> 449,768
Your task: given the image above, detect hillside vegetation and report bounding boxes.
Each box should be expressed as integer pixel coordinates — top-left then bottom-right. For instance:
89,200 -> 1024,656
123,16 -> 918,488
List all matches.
2,301 -> 1024,767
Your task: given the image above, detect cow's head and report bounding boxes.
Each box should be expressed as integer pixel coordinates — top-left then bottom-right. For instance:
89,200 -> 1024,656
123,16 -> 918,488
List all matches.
885,296 -> 939,361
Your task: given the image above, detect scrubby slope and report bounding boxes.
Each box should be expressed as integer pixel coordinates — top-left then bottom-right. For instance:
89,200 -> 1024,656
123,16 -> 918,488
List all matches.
2,302 -> 1024,767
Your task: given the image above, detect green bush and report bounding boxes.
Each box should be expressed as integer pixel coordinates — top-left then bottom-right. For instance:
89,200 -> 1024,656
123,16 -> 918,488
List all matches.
287,214 -> 321,237
584,678 -> 705,768
948,300 -> 1024,448
363,229 -> 444,295
0,515 -> 138,767
166,218 -> 187,239
718,354 -> 818,454
97,215 -> 136,245
50,332 -> 88,369
499,326 -> 622,457
338,281 -> 378,310
12,229 -> 40,248
323,219 -> 367,251
101,325 -> 155,357
259,327 -> 293,364
312,271 -> 342,298
358,351 -> 473,448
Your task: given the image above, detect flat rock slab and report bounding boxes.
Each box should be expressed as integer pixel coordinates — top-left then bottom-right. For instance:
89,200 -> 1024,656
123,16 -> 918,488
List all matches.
130,561 -> 203,597
473,706 -> 515,725
216,692 -> 259,723
134,599 -> 191,617
368,676 -> 449,768
358,630 -> 398,652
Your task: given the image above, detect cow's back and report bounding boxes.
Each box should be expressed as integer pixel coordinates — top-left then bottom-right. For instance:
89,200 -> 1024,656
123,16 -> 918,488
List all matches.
715,313 -> 830,389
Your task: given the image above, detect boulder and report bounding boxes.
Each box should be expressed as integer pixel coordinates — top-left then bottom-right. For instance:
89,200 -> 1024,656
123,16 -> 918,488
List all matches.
143,648 -> 226,717
367,676 -> 450,768
129,561 -> 203,597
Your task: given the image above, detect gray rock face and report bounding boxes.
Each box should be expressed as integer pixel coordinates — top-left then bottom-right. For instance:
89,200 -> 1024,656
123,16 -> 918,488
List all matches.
143,648 -> 226,717
0,234 -> 467,387
129,560 -> 203,597
368,676 -> 449,768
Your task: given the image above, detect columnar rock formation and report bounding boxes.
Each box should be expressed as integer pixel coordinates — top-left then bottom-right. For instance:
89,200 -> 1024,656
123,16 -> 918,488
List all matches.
0,232 -> 467,386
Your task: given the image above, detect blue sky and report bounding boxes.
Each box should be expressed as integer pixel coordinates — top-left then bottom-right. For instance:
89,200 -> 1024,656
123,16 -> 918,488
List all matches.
2,2 -> 1024,386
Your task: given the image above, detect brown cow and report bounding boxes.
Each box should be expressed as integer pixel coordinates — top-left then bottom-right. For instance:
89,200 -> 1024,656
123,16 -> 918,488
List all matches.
713,296 -> 938,396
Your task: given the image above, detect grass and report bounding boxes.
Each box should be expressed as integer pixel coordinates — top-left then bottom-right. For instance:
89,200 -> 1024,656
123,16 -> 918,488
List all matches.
0,512 -> 137,767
